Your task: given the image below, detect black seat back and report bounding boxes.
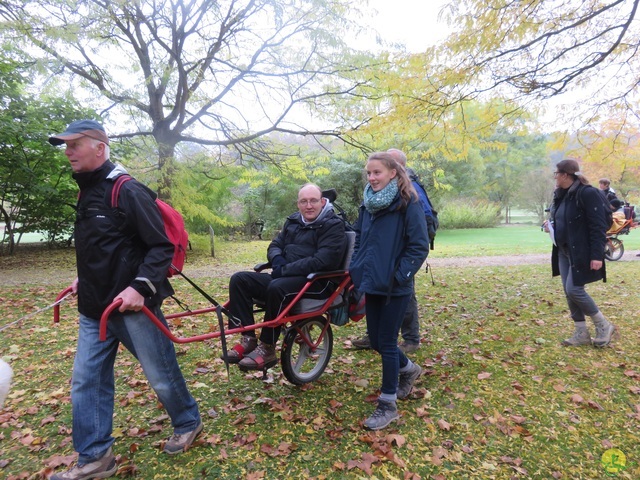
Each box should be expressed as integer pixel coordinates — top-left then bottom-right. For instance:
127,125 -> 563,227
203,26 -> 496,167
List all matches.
341,231 -> 356,270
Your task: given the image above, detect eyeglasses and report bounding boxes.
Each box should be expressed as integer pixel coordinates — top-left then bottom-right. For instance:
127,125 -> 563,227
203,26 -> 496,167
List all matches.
553,171 -> 565,177
297,198 -> 321,206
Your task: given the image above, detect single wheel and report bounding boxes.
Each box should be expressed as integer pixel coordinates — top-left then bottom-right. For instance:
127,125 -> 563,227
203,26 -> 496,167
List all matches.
281,316 -> 333,385
604,237 -> 624,261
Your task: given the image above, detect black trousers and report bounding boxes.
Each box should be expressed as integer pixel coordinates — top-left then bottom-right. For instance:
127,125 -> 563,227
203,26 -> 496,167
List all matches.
228,271 -> 333,344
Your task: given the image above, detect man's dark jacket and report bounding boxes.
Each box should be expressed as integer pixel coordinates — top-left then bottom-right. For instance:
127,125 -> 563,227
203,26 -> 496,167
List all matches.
73,161 -> 174,319
267,206 -> 347,277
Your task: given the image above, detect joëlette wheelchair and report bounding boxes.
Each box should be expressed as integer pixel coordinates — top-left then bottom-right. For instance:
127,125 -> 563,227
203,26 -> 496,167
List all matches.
53,229 -> 362,386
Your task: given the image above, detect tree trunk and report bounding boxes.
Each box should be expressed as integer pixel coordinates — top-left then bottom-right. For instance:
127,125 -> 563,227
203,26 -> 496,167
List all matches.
155,133 -> 177,204
0,206 -> 15,256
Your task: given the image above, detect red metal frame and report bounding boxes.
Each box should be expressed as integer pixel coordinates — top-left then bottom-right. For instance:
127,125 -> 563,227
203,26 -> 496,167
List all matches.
610,217 -> 638,235
54,270 -> 355,347
53,287 -> 74,323
605,217 -> 637,260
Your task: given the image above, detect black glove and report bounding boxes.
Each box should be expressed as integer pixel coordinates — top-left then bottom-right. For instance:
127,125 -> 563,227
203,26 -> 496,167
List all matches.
271,255 -> 287,268
271,265 -> 283,279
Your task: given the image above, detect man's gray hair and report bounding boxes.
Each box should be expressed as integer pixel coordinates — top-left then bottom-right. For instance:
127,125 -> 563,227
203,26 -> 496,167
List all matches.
387,148 -> 407,167
88,137 -> 111,160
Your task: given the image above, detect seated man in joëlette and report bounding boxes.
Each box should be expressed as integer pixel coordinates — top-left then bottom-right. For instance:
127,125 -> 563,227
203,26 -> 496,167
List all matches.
223,183 -> 347,370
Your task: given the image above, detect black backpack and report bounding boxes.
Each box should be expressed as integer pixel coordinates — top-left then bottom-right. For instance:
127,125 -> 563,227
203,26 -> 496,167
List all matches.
578,185 -> 614,233
410,174 -> 439,250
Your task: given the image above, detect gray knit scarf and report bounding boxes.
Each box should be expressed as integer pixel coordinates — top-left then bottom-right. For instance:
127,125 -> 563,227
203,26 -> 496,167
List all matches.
363,178 -> 399,214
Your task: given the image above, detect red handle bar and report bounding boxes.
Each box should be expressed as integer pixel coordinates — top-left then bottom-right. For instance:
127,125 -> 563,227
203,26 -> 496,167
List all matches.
53,286 -> 74,323
99,300 -> 178,342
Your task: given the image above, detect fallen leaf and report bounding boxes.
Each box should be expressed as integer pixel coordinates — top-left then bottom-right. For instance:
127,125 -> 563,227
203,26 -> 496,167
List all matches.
40,416 -> 56,426
602,439 -> 614,449
386,433 -> 406,447
346,453 -> 379,475
511,415 -> 526,424
437,419 -> 451,431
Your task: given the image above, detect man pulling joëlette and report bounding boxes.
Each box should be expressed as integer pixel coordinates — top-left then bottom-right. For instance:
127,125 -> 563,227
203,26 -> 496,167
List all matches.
48,120 -> 202,480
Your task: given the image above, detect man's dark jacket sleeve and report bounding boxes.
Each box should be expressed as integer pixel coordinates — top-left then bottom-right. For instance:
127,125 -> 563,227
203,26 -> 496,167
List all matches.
117,181 -> 174,298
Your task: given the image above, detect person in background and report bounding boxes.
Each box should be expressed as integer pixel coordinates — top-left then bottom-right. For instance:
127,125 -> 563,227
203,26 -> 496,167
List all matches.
544,160 -> 617,348
352,148 -> 433,354
224,183 -> 347,370
598,178 -> 619,209
598,178 -> 640,256
47,120 -> 202,480
349,151 -> 429,430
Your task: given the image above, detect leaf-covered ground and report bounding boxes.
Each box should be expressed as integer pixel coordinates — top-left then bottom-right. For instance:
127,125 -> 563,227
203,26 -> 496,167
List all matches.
1,244 -> 639,479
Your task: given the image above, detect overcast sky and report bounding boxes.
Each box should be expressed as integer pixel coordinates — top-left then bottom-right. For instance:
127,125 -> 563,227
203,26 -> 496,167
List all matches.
358,0 -> 451,52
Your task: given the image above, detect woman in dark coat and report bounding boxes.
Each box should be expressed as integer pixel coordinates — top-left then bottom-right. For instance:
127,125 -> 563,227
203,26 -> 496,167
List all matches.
544,159 -> 616,347
349,151 -> 429,430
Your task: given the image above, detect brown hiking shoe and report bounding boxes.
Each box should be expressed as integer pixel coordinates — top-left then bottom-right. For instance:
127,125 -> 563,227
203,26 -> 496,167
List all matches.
399,342 -> 419,354
221,335 -> 257,364
397,363 -> 422,400
50,447 -> 117,480
163,421 -> 203,455
352,334 -> 371,350
238,342 -> 277,370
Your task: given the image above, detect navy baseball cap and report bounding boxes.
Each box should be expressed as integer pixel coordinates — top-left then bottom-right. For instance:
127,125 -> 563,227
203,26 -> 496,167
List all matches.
49,120 -> 110,146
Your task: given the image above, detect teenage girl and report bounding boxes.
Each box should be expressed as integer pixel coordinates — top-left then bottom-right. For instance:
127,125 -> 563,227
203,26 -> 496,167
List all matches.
349,151 -> 429,430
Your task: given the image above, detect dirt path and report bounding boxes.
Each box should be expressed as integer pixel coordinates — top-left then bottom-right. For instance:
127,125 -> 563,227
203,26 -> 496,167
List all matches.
2,250 -> 638,287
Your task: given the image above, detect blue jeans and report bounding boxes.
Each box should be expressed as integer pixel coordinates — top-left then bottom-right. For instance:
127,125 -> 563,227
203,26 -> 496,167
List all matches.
365,294 -> 410,396
72,306 -> 200,464
557,246 -> 599,321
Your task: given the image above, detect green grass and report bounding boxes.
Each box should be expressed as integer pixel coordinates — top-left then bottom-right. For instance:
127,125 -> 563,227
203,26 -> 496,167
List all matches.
435,226 -> 551,256
1,232 -> 640,479
195,225 -> 640,261
434,225 -> 640,257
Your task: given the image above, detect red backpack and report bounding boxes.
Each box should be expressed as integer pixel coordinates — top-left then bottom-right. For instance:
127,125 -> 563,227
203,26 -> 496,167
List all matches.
111,175 -> 188,277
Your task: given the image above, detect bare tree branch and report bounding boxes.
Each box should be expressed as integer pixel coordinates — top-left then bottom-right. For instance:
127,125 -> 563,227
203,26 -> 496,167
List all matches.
0,0 -> 377,199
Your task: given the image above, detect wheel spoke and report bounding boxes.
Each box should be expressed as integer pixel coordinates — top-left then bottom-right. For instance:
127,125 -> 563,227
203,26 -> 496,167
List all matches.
293,343 -> 311,369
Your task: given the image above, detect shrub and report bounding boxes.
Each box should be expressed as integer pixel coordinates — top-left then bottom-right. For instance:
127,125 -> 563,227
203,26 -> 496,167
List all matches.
439,199 -> 501,229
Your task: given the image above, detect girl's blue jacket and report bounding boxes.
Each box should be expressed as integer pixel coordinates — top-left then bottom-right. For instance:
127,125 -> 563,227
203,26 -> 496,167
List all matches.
349,194 -> 429,297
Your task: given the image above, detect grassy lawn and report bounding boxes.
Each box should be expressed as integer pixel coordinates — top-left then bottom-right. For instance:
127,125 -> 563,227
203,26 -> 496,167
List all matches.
435,225 -> 640,257
1,230 -> 639,479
